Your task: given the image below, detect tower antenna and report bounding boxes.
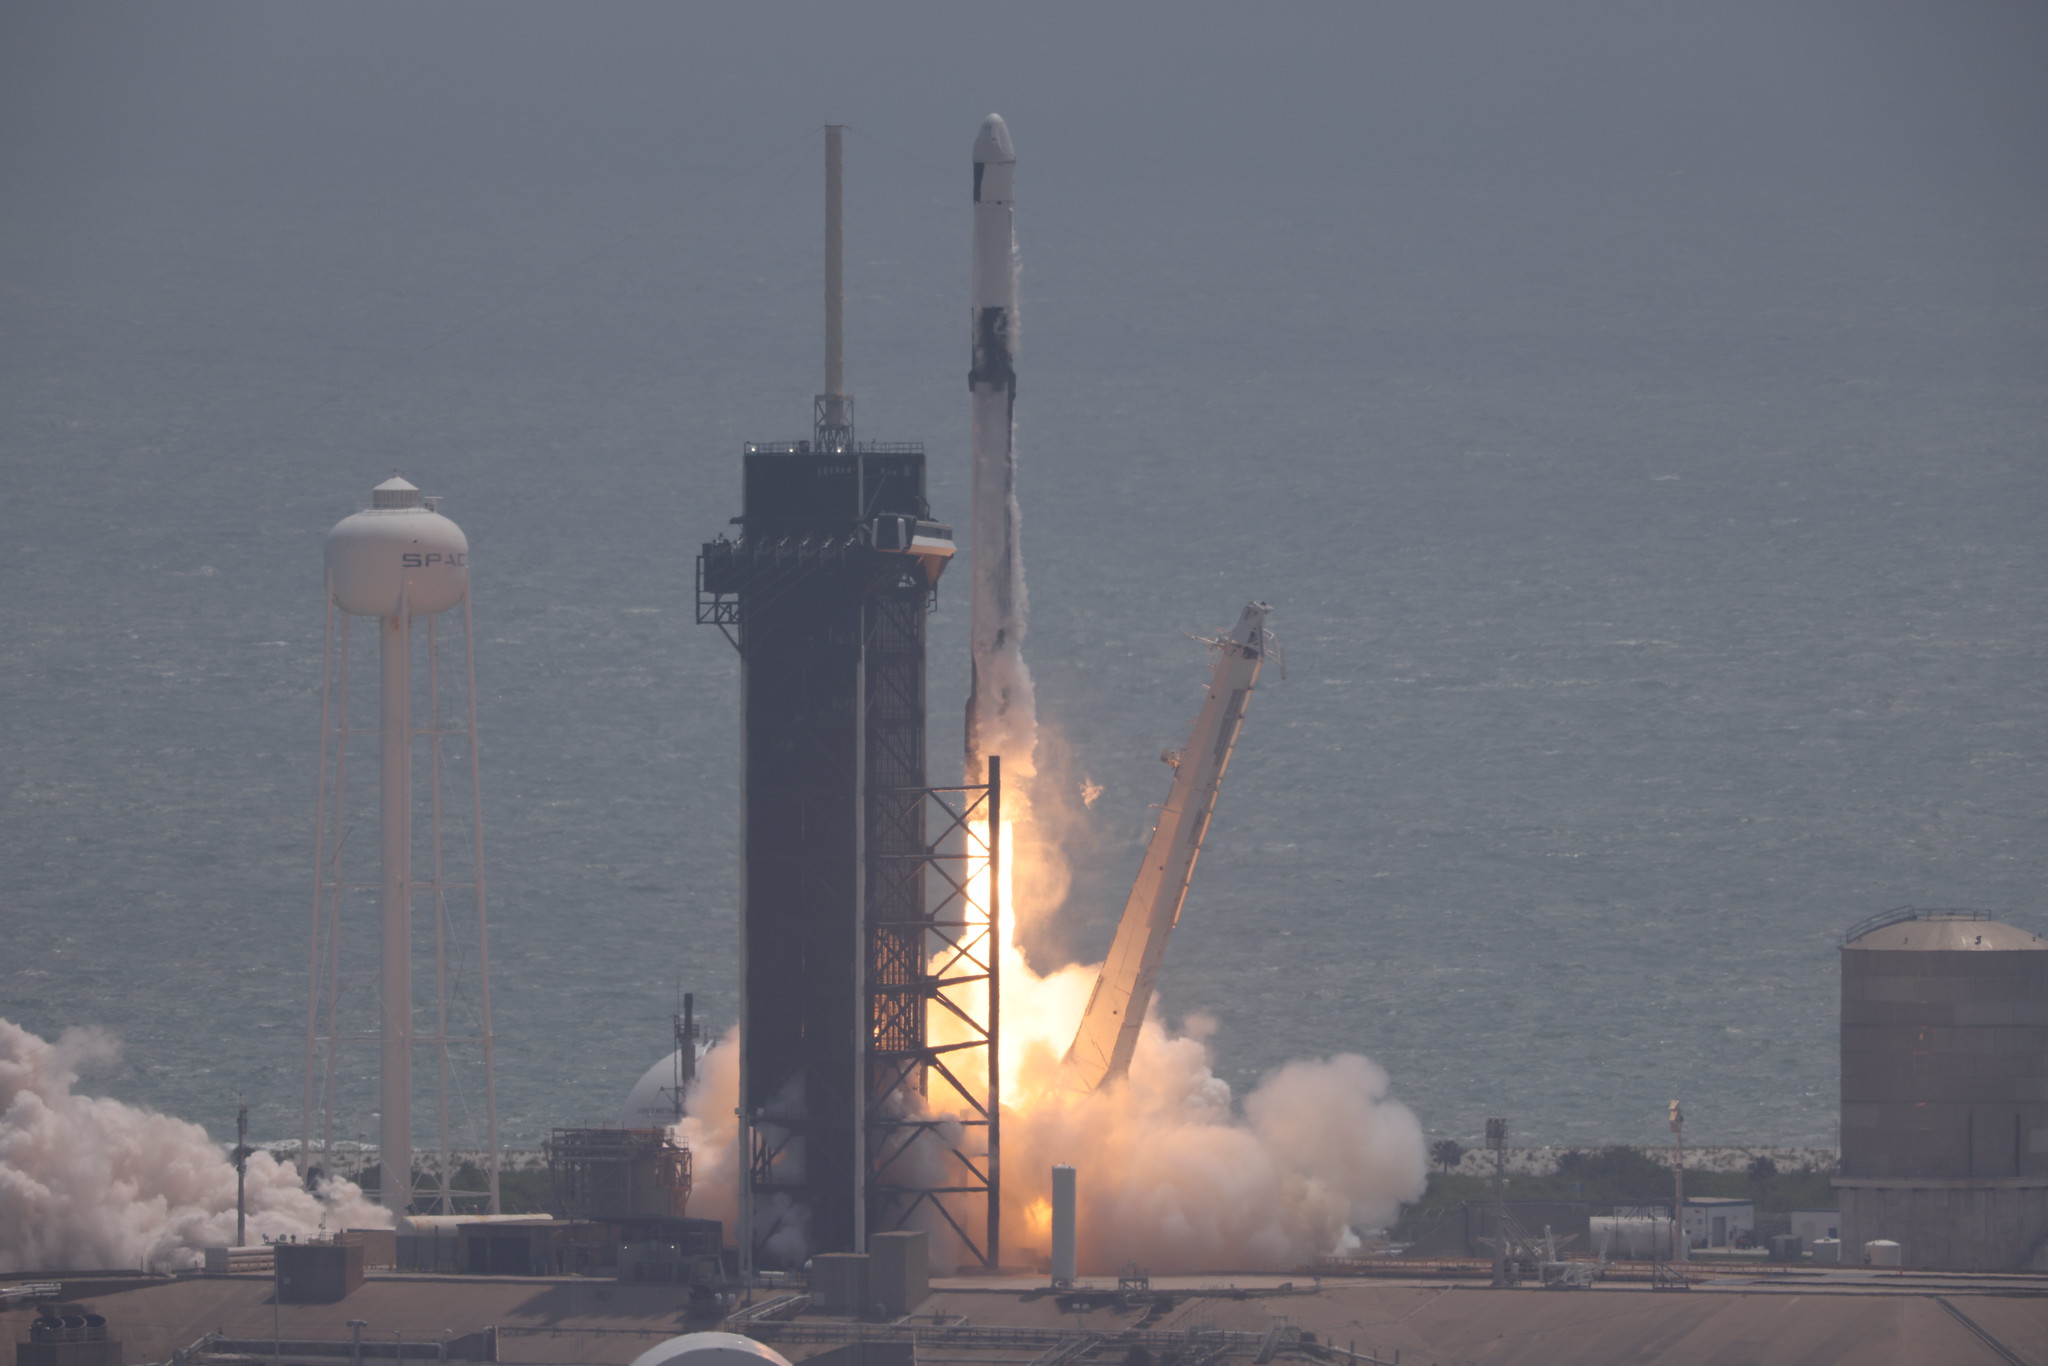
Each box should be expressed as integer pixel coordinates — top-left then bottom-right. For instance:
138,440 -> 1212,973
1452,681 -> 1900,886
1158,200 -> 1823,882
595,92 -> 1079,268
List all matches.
815,124 -> 854,450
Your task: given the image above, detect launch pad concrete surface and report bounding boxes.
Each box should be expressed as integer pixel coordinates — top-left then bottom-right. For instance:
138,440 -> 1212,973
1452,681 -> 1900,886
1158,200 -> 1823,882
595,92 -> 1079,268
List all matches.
9,1270 -> 2048,1366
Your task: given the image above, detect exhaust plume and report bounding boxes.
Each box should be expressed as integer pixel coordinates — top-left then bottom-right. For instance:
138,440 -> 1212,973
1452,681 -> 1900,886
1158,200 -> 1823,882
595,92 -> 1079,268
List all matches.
0,1016 -> 388,1273
1005,1023 -> 1427,1271
676,1026 -> 742,1230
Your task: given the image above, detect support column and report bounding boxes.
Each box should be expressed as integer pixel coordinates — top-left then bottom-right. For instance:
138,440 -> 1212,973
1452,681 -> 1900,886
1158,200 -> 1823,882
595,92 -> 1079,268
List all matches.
380,606 -> 413,1215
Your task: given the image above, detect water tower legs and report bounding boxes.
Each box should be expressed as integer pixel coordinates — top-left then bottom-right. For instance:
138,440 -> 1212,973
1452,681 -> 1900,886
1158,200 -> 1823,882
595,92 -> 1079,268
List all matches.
380,607 -> 414,1216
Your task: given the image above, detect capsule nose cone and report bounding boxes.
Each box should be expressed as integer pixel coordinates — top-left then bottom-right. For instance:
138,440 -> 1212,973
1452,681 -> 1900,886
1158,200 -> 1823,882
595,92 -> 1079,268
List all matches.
974,113 -> 1015,165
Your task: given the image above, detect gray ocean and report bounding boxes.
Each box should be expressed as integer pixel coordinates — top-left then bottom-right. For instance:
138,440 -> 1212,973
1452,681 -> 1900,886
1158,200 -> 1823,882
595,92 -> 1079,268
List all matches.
3,2 -> 2043,1155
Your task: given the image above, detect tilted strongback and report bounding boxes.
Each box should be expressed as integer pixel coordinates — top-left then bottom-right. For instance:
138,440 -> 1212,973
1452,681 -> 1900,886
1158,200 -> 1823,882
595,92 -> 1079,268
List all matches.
1063,602 -> 1275,1090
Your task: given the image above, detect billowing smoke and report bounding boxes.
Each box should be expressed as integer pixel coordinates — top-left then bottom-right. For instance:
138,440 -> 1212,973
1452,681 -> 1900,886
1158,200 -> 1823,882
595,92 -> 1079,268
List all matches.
0,1016 -> 389,1273
675,1027 -> 741,1230
981,897 -> 1427,1271
1004,1022 -> 1427,1271
672,742 -> 1429,1274
681,990 -> 1425,1271
971,713 -> 1428,1270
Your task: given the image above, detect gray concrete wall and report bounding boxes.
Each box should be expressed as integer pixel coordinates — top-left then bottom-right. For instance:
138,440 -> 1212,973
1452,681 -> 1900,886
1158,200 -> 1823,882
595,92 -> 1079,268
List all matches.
867,1231 -> 928,1318
1839,1180 -> 2048,1270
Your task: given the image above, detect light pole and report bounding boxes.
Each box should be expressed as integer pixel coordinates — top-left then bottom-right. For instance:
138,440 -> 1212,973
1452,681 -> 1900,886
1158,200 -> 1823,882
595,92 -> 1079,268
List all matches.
1669,1099 -> 1687,1263
1485,1117 -> 1508,1287
348,1320 -> 367,1366
272,1252 -> 286,1366
235,1101 -> 252,1247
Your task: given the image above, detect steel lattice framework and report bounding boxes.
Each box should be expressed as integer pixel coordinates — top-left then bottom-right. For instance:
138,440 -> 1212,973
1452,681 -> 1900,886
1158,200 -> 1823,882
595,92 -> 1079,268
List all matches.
866,765 -> 1001,1268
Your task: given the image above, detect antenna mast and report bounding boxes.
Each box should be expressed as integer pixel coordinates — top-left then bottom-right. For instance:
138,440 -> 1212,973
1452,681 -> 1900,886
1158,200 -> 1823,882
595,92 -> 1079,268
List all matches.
815,124 -> 854,450
669,992 -> 698,1125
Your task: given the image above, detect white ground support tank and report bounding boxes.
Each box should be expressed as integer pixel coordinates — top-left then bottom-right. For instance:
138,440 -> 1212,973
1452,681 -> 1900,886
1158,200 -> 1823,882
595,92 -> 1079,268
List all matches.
1589,1215 -> 1675,1261
626,1334 -> 794,1366
619,1044 -> 711,1129
325,476 -> 469,618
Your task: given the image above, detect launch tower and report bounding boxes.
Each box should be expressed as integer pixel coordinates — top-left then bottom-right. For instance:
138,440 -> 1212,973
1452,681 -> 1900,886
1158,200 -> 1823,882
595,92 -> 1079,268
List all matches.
697,127 -> 998,1269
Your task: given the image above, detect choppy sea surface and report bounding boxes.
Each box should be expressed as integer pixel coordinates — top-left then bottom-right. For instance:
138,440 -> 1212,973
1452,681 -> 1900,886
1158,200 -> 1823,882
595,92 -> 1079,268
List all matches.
2,3 -> 2043,1158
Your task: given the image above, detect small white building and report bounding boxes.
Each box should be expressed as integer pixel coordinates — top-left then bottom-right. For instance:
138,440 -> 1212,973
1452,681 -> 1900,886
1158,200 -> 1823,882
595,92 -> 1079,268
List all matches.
1682,1197 -> 1755,1249
1790,1209 -> 1839,1246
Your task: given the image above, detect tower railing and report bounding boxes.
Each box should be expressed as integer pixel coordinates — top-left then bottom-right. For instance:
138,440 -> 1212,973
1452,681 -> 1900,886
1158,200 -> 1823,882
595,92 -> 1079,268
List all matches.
1840,906 -> 1994,945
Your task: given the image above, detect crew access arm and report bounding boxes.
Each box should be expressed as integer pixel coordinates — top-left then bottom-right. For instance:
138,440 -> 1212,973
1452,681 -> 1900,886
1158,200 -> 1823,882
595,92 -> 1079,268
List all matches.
1063,601 -> 1275,1089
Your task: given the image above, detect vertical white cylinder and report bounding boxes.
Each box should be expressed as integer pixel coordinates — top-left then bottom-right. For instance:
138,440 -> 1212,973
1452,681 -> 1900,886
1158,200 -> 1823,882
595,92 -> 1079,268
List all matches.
379,607 -> 413,1214
967,113 -> 1025,779
1050,1163 -> 1076,1284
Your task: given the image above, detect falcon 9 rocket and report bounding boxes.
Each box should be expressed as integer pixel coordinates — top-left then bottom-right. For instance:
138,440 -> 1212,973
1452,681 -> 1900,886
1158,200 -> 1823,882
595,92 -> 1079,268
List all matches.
966,113 -> 1034,782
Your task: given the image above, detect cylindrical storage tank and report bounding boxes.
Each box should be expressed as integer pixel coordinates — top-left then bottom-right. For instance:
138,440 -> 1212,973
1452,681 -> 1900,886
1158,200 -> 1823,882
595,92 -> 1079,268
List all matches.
1838,909 -> 2048,1270
325,476 -> 469,618
1864,1239 -> 1902,1267
1840,911 -> 2048,1180
1050,1164 -> 1077,1284
1589,1215 -> 1673,1261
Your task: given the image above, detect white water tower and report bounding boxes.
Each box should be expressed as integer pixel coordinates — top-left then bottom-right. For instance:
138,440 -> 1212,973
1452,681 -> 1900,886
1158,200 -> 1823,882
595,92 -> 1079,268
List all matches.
303,476 -> 500,1215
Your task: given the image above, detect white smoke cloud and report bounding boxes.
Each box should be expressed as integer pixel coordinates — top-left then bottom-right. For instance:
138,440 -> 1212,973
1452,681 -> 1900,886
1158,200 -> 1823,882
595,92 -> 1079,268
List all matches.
997,1013 -> 1427,1273
675,1027 -> 741,1231
0,1016 -> 389,1273
678,1005 -> 1425,1273
974,725 -> 1430,1273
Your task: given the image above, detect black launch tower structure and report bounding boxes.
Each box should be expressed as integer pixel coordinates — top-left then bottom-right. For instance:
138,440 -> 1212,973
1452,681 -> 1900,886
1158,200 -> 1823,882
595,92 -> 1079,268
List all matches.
693,114 -> 1000,1277
698,441 -> 1000,1271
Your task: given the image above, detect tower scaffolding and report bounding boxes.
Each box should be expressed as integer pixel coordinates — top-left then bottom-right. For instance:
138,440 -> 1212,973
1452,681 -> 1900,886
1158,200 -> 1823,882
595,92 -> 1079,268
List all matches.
866,761 -> 1002,1267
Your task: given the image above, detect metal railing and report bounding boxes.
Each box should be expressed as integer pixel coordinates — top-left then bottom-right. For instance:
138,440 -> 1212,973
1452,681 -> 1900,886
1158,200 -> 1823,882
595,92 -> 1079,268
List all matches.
742,441 -> 923,456
724,1293 -> 811,1325
1840,906 -> 1994,946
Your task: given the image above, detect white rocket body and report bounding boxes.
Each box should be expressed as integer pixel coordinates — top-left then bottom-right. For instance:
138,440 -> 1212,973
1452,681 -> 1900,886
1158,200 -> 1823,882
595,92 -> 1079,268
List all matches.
967,113 -> 1034,780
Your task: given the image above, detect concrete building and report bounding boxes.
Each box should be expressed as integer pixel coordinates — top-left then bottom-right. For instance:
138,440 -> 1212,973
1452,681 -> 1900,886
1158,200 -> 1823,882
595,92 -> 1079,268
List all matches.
1838,909 -> 2048,1270
1681,1197 -> 1754,1250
